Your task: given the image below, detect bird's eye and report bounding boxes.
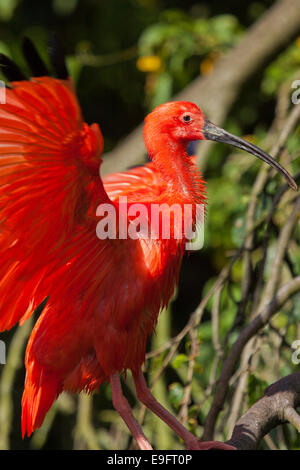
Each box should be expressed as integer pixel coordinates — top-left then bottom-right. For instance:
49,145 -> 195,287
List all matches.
183,115 -> 191,122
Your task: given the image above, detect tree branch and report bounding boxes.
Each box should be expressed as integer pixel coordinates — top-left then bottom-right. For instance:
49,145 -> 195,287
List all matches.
203,274 -> 300,440
227,373 -> 300,450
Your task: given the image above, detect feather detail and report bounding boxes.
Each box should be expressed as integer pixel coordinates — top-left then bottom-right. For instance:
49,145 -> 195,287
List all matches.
21,359 -> 61,437
0,76 -> 107,331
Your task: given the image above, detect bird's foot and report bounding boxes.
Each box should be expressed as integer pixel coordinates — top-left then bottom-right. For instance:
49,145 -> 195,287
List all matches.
187,440 -> 236,450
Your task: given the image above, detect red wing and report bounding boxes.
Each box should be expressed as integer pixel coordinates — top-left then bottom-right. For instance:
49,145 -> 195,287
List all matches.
0,77 -> 108,247
103,162 -> 163,201
0,72 -> 110,330
103,157 -> 200,202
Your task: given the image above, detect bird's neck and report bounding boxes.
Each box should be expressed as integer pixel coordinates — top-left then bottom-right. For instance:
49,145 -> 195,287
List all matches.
149,136 -> 204,205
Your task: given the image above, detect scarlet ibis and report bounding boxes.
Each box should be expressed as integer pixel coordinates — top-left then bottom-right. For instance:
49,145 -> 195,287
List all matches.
0,38 -> 297,450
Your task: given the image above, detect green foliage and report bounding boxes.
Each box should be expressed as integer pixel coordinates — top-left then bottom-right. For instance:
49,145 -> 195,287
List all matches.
247,374 -> 269,407
52,0 -> 79,16
262,41 -> 300,96
171,353 -> 189,369
138,9 -> 243,108
0,0 -> 20,21
168,382 -> 184,410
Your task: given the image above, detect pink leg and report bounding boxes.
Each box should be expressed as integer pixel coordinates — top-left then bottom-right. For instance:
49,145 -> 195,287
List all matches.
110,372 -> 153,450
132,370 -> 235,450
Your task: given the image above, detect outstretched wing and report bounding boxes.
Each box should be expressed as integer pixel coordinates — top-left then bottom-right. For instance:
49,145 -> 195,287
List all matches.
0,38 -> 110,330
103,161 -> 165,202
103,156 -> 199,201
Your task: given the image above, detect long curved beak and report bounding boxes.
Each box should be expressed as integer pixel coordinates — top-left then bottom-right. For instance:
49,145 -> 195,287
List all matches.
202,119 -> 297,191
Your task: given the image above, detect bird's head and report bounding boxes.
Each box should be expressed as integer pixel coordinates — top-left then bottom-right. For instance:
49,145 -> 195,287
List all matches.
144,101 -> 205,144
144,101 -> 297,191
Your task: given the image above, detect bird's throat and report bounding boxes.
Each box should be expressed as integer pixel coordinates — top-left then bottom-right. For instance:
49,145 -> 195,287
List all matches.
150,137 -> 203,204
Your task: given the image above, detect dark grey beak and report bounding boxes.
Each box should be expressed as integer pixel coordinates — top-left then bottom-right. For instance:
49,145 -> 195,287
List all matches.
202,120 -> 297,191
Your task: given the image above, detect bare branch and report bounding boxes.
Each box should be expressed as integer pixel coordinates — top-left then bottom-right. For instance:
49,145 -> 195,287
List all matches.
203,275 -> 300,440
227,373 -> 300,450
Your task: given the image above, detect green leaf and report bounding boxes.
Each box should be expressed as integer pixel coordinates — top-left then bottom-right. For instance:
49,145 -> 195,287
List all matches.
247,374 -> 268,407
168,382 -> 184,409
151,72 -> 172,108
52,0 -> 78,16
210,15 -> 241,43
0,0 -> 20,21
171,353 -> 189,370
66,55 -> 83,85
0,41 -> 11,57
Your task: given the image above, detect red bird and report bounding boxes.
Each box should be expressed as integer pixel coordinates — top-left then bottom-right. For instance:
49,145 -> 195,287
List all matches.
0,39 -> 296,450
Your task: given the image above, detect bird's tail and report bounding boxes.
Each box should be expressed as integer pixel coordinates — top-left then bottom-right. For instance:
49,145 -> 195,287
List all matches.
21,358 -> 61,438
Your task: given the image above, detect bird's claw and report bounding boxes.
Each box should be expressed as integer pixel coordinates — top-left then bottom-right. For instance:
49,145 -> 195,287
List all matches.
187,440 -> 236,450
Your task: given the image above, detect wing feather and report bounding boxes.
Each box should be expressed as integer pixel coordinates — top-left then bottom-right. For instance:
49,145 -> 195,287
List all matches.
0,61 -> 108,330
104,162 -> 162,201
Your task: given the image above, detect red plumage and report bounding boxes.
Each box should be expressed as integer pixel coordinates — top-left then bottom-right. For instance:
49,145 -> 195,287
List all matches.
0,72 -> 205,439
1,41 -> 294,450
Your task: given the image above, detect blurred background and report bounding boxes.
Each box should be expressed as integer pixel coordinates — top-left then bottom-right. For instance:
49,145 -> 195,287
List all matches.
0,0 -> 299,450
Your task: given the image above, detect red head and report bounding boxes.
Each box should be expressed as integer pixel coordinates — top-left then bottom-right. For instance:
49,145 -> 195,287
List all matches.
143,101 -> 297,191
144,101 -> 206,148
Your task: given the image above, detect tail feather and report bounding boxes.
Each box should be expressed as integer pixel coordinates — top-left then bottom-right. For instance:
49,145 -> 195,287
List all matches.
63,352 -> 107,393
21,360 -> 61,437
